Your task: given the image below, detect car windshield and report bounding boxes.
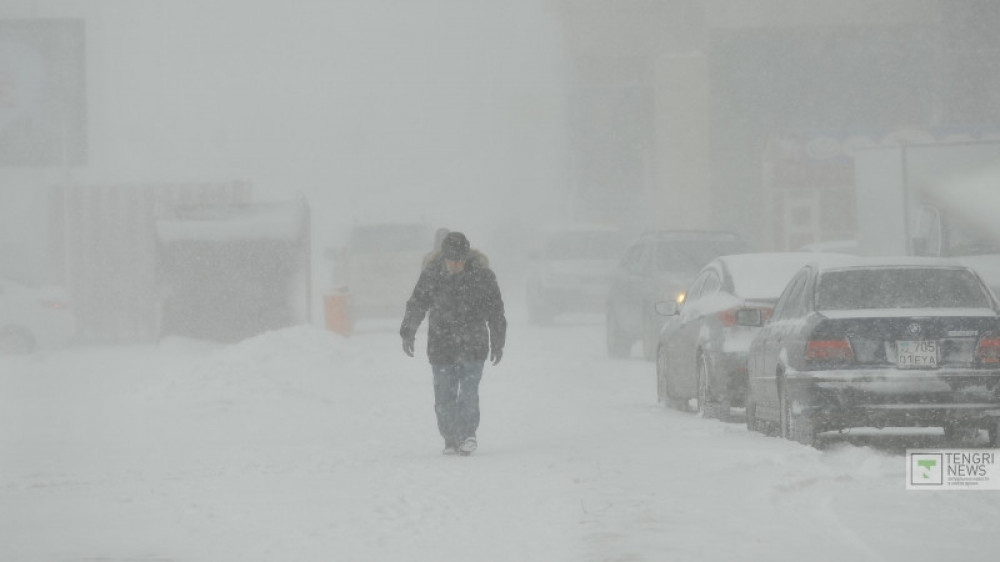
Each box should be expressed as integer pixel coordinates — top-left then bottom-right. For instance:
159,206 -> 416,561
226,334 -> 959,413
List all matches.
545,232 -> 623,260
816,267 -> 992,310
653,240 -> 748,273
351,225 -> 429,253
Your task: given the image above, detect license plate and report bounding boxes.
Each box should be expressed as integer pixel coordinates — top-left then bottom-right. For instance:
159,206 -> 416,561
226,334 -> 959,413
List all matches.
896,340 -> 939,369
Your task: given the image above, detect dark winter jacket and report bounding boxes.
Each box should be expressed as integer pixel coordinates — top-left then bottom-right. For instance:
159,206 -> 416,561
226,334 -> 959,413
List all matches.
400,249 -> 506,365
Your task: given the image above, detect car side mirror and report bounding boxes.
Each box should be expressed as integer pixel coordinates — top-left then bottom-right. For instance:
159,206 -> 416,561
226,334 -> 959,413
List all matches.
655,301 -> 678,317
736,308 -> 763,327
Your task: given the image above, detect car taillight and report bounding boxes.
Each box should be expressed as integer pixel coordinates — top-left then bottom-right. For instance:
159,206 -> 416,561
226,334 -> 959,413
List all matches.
719,306 -> 773,327
975,336 -> 1000,364
719,308 -> 739,326
805,338 -> 855,362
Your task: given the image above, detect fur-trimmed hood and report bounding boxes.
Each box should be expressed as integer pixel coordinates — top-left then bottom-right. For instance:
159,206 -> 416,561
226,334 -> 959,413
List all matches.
403,247 -> 506,365
422,248 -> 490,271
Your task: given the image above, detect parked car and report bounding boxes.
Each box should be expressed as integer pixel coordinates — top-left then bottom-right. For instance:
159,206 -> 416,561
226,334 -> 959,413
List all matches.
606,230 -> 750,360
526,224 -> 625,324
743,257 -> 1000,447
0,277 -> 76,354
328,223 -> 434,320
654,252 -> 847,418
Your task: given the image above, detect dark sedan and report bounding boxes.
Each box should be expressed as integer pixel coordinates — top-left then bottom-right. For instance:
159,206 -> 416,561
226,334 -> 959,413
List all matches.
655,253 -> 844,419
744,257 -> 1000,447
606,230 -> 750,360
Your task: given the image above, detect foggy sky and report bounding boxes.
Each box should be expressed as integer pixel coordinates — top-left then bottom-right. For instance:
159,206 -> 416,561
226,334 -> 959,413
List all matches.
87,0 -> 571,246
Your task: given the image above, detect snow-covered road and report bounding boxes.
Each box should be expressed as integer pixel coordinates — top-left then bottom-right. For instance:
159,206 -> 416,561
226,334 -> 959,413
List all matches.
2,317 -> 998,561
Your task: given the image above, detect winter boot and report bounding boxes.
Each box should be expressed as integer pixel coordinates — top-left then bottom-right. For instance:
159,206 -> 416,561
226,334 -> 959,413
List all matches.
458,436 -> 477,456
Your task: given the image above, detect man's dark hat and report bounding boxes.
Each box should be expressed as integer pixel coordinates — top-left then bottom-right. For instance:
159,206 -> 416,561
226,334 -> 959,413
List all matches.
441,232 -> 470,260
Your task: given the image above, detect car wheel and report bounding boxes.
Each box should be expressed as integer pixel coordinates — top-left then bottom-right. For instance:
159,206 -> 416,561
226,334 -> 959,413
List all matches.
697,355 -> 729,419
789,411 -> 818,447
658,346 -> 687,410
606,308 -> 631,358
699,358 -> 731,420
780,379 -> 817,447
697,356 -> 711,417
779,376 -> 791,439
0,326 -> 36,355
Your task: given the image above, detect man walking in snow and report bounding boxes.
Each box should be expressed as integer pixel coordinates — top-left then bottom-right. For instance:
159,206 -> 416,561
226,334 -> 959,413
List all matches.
400,231 -> 506,456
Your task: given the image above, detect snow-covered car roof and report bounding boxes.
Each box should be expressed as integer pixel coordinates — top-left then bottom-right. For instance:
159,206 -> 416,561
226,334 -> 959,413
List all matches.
715,252 -> 851,299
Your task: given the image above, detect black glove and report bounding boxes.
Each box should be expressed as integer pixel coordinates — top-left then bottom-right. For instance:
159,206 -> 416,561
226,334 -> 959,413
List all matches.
490,348 -> 503,366
402,336 -> 415,357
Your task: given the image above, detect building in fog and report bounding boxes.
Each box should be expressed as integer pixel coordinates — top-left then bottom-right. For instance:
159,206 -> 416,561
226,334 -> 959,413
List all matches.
0,4 -> 312,343
553,0 -> 1000,249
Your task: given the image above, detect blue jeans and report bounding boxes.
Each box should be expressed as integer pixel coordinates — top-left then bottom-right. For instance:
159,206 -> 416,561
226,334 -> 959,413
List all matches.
432,361 -> 484,446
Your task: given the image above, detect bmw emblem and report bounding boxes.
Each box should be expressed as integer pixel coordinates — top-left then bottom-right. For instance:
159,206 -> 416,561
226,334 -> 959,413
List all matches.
907,323 -> 922,336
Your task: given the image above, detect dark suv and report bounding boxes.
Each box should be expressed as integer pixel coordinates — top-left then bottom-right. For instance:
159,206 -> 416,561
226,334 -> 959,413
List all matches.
606,231 -> 750,360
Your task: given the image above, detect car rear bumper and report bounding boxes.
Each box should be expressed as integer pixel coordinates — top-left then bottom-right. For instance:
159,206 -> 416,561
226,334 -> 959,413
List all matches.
784,368 -> 1000,429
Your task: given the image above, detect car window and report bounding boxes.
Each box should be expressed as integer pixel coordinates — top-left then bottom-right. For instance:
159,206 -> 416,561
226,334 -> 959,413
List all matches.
784,271 -> 813,318
772,270 -> 808,321
700,271 -> 722,297
816,267 -> 992,310
652,240 -> 749,274
546,231 -> 623,260
685,271 -> 711,302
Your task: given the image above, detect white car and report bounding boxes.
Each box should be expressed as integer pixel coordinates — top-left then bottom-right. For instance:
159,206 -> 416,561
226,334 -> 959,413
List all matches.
330,223 -> 434,319
0,277 -> 76,354
526,225 -> 625,323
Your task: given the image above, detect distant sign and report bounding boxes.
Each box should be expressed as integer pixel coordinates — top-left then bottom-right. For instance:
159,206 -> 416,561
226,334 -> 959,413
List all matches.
0,19 -> 85,166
